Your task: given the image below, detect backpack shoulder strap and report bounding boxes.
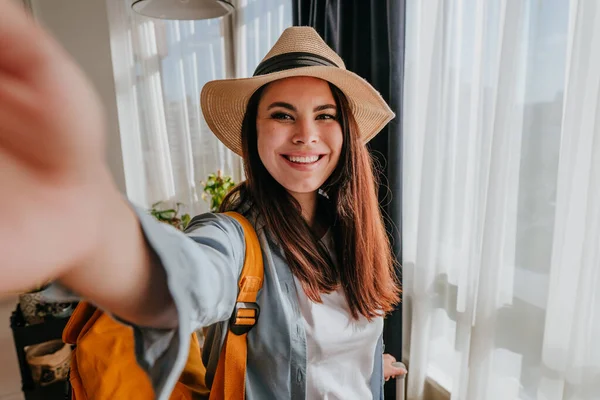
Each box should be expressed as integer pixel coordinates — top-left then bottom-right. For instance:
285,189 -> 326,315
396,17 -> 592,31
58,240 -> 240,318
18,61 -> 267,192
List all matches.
210,211 -> 264,400
224,211 -> 264,331
62,301 -> 101,344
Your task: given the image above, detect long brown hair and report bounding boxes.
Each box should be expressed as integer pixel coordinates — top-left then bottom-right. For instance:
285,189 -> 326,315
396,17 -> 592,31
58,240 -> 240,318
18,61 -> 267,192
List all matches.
221,82 -> 400,319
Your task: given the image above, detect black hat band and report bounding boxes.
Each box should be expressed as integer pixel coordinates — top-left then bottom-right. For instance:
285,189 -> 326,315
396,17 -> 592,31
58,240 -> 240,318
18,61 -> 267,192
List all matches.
253,52 -> 339,76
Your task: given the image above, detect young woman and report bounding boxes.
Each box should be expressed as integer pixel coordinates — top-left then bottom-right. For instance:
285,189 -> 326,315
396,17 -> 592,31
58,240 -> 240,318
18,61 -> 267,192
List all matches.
0,1 -> 404,399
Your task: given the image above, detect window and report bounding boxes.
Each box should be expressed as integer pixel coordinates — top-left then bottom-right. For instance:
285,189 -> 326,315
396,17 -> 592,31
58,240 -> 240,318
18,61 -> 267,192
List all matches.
106,0 -> 292,215
403,1 -> 600,399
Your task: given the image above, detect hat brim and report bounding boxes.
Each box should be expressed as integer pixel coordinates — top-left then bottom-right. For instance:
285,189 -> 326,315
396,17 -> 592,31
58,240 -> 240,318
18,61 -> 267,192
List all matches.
200,66 -> 395,156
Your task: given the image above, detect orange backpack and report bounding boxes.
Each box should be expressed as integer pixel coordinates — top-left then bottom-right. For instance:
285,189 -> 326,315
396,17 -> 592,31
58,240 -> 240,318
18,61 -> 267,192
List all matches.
62,212 -> 264,400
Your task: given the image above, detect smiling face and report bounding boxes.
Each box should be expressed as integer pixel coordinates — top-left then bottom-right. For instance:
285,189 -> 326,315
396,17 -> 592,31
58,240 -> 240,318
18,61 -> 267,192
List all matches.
256,77 -> 343,197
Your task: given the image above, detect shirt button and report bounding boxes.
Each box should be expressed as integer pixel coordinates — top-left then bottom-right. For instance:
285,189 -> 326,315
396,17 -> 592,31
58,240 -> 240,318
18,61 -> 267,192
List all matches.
296,370 -> 304,382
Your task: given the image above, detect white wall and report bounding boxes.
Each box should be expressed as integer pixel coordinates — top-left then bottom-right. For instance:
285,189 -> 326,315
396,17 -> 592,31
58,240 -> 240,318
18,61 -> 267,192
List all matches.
29,0 -> 127,193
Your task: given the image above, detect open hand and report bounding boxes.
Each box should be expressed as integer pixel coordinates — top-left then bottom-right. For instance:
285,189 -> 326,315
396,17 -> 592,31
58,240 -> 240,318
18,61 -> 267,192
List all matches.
0,0 -> 115,292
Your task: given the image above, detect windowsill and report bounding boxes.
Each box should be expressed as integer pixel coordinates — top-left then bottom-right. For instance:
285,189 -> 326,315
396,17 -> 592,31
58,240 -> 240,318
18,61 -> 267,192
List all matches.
427,364 -> 453,394
424,375 -> 451,400
401,362 -> 451,400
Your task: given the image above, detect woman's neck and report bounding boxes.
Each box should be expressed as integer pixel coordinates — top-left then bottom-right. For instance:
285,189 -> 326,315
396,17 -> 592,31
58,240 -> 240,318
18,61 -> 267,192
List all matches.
289,190 -> 329,239
289,190 -> 318,226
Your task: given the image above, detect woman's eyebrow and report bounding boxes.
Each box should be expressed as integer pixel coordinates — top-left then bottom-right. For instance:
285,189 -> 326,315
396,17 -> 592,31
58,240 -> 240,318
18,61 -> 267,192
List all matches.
267,102 -> 296,111
314,104 -> 337,112
266,102 -> 337,113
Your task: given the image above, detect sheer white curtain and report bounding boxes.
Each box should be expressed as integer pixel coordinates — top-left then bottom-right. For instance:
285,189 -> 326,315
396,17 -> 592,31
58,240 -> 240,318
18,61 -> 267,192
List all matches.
106,0 -> 291,215
402,0 -> 600,399
234,0 -> 292,78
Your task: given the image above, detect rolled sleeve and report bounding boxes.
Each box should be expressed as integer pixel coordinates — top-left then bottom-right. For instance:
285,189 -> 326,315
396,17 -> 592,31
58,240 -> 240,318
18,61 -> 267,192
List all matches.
133,209 -> 245,400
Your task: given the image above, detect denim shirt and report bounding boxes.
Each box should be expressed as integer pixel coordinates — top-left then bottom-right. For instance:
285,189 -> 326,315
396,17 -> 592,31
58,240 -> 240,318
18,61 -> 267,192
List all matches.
55,207 -> 385,400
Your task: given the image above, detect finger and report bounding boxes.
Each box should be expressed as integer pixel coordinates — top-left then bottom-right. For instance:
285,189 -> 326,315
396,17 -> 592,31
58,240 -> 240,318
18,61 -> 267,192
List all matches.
0,0 -> 56,78
392,361 -> 407,374
0,72 -> 38,133
384,371 -> 405,380
0,71 -> 60,170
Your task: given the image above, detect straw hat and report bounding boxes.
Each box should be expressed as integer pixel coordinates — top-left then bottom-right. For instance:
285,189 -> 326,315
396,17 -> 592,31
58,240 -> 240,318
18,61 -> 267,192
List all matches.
200,26 -> 394,156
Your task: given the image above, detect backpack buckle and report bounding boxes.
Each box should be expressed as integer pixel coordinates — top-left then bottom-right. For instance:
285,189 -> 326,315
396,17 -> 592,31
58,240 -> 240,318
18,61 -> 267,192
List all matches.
230,302 -> 260,335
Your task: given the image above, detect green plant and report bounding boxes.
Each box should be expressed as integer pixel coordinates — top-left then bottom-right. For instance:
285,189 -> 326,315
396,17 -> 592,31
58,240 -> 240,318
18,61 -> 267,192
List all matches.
149,201 -> 191,231
201,170 -> 236,212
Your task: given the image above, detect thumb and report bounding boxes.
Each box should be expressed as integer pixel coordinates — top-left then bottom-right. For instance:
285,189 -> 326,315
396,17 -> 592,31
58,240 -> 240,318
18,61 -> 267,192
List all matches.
391,361 -> 407,374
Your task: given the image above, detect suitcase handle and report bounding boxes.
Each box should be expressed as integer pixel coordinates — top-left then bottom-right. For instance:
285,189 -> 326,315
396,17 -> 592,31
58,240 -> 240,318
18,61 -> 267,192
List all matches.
392,362 -> 407,400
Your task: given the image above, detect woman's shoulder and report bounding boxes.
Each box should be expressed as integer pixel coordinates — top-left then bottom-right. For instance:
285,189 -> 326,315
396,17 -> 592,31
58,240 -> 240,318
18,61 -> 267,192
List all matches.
185,211 -> 246,236
187,208 -> 265,241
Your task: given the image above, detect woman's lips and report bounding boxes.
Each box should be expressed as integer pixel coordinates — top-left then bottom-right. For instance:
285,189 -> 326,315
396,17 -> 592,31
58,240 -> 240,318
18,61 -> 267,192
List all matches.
280,154 -> 326,171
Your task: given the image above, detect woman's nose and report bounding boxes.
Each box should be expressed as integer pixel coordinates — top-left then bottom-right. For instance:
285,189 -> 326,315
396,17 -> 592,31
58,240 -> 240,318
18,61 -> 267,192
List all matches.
292,120 -> 319,144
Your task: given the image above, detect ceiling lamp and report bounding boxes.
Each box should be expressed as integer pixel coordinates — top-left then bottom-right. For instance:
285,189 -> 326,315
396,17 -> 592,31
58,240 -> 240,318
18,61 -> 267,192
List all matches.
131,0 -> 234,20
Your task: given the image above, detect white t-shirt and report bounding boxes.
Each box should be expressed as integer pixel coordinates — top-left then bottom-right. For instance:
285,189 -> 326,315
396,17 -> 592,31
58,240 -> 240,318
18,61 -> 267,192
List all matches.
293,231 -> 384,400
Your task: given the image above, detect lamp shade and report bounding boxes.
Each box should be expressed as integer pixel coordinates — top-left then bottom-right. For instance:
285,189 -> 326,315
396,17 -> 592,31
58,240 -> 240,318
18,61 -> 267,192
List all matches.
131,0 -> 234,20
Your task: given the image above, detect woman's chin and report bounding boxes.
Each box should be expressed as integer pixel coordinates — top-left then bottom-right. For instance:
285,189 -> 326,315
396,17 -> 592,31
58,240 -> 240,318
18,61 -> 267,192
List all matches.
279,181 -> 322,196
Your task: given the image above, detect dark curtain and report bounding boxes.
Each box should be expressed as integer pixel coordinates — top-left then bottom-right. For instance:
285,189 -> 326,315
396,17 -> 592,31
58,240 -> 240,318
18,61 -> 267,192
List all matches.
292,1 -> 405,398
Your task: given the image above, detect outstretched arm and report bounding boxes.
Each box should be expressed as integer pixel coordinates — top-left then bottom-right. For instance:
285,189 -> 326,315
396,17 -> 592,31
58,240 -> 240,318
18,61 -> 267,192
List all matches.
1,0 -> 180,329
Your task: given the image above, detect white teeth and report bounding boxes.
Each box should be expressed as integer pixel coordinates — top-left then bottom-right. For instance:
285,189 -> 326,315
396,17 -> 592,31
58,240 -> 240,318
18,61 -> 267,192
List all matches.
287,155 -> 319,164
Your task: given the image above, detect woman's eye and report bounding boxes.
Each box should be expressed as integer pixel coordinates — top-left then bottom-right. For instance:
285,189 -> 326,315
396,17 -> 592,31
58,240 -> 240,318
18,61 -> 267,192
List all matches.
317,114 -> 337,120
271,112 -> 293,121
